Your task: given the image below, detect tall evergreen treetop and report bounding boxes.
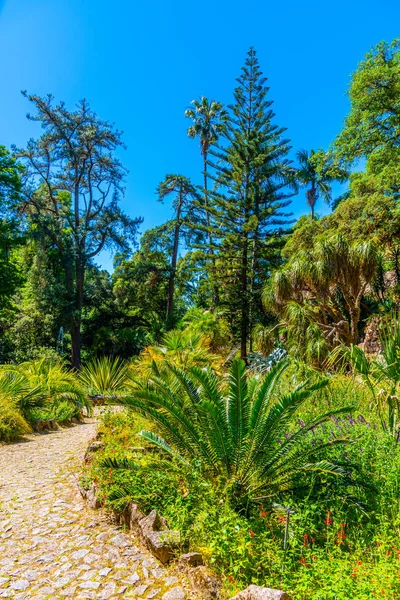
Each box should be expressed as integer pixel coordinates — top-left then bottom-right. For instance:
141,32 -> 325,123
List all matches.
207,48 -> 295,358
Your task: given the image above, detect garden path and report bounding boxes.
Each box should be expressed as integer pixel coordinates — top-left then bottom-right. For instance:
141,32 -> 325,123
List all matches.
0,421 -> 189,600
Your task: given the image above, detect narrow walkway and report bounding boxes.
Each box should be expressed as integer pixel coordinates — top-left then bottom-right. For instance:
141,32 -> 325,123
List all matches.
0,422 -> 189,599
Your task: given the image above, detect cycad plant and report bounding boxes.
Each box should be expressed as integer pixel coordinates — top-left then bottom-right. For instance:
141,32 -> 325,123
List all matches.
122,358 -> 352,509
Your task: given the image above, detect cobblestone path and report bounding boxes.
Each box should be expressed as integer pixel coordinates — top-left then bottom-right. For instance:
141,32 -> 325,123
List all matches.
0,422 -> 190,600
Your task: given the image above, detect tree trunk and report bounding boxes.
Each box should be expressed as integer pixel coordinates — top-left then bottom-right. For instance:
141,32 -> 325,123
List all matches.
166,201 -> 182,321
240,237 -> 249,361
71,250 -> 85,369
203,154 -> 219,310
349,305 -> 360,345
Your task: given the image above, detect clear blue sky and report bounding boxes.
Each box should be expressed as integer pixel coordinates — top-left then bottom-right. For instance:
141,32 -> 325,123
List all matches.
1,0 -> 399,270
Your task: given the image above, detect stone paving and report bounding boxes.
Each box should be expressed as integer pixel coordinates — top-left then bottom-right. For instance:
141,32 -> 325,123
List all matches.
0,422 -> 192,599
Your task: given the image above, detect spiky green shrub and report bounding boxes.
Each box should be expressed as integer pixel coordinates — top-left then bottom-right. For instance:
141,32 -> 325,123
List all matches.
79,356 -> 129,396
128,329 -> 222,384
0,358 -> 89,425
122,358 -> 352,508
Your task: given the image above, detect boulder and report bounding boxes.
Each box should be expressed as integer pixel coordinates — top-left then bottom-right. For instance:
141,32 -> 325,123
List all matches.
230,585 -> 293,600
125,502 -> 146,534
84,441 -> 105,462
178,552 -> 204,568
81,483 -> 101,509
188,566 -> 221,599
139,510 -> 180,564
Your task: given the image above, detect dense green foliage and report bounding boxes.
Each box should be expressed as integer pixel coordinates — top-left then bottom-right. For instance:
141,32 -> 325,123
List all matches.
3,38 -> 400,600
87,369 -> 400,599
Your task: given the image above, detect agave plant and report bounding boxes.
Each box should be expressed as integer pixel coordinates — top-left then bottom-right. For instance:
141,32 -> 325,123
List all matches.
79,356 -> 129,397
122,358 -> 352,508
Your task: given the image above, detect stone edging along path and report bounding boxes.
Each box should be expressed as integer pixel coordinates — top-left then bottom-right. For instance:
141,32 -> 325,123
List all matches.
0,420 -> 197,599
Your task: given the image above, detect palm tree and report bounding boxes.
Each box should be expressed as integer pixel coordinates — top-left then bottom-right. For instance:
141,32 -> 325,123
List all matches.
296,149 -> 347,219
185,97 -> 228,307
122,358 -> 352,509
128,329 -> 219,383
263,235 -> 378,363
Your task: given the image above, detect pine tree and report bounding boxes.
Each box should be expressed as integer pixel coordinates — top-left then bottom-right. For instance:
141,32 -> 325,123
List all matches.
208,48 -> 295,359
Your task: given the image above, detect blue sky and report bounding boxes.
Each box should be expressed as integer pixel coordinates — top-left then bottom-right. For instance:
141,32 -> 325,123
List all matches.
1,0 -> 399,270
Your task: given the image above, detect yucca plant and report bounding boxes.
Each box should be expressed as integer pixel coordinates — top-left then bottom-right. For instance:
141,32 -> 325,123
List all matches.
79,356 -> 129,397
122,358 -> 352,509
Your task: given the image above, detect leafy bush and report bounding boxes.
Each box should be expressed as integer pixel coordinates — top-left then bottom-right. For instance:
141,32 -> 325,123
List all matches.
85,382 -> 400,599
87,402 -> 400,599
0,358 -> 89,435
0,397 -> 31,441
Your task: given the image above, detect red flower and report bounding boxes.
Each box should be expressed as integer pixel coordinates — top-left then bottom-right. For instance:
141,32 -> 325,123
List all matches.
299,556 -> 310,566
260,511 -> 267,519
303,534 -> 309,547
249,529 -> 256,538
228,576 -> 234,583
324,511 -> 333,526
356,560 -> 362,566
277,516 -> 286,523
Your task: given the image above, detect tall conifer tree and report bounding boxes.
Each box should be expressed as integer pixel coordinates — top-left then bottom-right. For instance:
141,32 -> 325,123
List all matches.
208,48 -> 294,359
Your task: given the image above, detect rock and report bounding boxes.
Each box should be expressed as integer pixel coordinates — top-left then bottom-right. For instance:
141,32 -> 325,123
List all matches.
139,510 -> 168,536
86,484 -> 101,509
119,501 -> 145,531
178,552 -> 204,568
98,582 -> 117,600
139,511 -> 180,565
162,587 -> 186,600
360,316 -> 382,355
134,584 -> 149,596
146,589 -> 161,599
125,572 -> 140,584
78,581 -> 101,589
32,419 -> 46,433
230,586 -> 293,600
110,533 -> 131,547
188,566 -> 220,599
84,441 -> 104,462
71,549 -> 89,560
10,580 -> 29,591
